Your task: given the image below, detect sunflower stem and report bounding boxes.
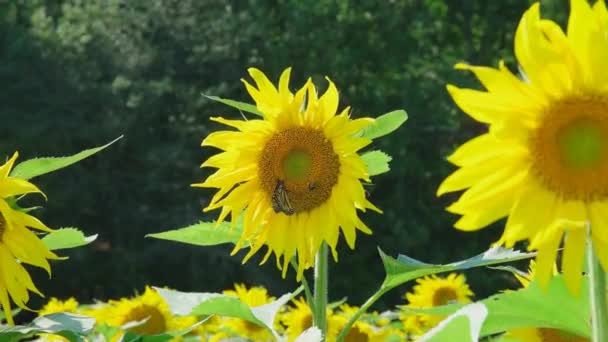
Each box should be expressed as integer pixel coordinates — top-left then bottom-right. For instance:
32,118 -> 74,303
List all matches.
587,226 -> 608,342
313,242 -> 329,339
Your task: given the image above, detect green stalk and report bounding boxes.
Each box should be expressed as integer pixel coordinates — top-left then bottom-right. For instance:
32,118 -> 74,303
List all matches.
587,229 -> 608,342
336,287 -> 389,342
313,242 -> 329,339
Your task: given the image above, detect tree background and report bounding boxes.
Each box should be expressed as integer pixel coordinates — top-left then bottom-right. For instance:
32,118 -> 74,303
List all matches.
0,0 -> 568,320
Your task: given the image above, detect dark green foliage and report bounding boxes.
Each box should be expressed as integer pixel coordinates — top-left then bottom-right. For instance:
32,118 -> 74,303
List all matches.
1,0 -> 567,319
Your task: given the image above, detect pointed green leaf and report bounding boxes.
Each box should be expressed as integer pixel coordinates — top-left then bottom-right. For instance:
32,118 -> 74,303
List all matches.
10,136 -> 122,180
0,313 -> 95,342
155,286 -> 303,341
381,246 -> 535,289
146,219 -> 247,247
358,110 -> 408,140
362,150 -> 392,176
402,276 -> 590,338
42,228 -> 97,250
203,94 -> 262,116
418,303 -> 488,342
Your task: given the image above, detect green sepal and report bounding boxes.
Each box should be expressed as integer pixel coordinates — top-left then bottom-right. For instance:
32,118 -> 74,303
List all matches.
146,218 -> 249,247
10,136 -> 123,180
42,227 -> 97,251
357,110 -> 408,140
202,94 -> 262,116
362,150 -> 392,176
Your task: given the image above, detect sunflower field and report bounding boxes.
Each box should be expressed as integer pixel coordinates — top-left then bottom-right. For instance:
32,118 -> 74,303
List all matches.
1,0 -> 607,341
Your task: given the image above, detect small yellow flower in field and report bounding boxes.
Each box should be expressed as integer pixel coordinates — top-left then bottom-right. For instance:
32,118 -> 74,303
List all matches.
39,297 -> 79,316
280,297 -> 341,341
90,286 -> 195,339
0,152 -> 61,325
401,273 -> 474,335
439,0 -> 608,293
505,262 -> 589,342
330,304 -> 396,342
218,284 -> 276,341
37,298 -> 80,342
194,68 -> 380,278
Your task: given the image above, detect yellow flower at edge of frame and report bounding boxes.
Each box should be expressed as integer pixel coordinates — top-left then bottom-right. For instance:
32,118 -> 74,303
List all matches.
194,67 -> 381,278
0,152 -> 60,325
439,0 -> 608,294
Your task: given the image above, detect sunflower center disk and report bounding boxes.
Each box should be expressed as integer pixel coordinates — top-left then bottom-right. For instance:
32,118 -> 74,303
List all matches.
531,97 -> 608,201
124,304 -> 167,335
432,287 -> 459,306
259,127 -> 340,214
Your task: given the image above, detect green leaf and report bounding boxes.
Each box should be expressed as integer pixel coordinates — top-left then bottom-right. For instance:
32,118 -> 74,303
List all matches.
0,313 -> 95,342
358,110 -> 408,140
42,228 -> 97,250
146,218 -> 248,247
202,94 -> 262,116
403,276 -> 590,338
381,246 -> 535,289
118,319 -> 209,342
155,286 -> 303,341
418,303 -> 487,342
362,150 -> 392,176
10,136 -> 122,180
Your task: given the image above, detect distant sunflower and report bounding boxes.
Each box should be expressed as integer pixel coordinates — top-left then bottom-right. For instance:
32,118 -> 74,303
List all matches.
505,261 -> 589,342
281,297 -> 341,341
331,304 -> 397,342
38,298 -> 80,342
401,273 -> 474,334
220,284 -> 275,341
91,286 -> 195,339
194,68 -> 380,277
0,152 -> 60,325
439,0 -> 608,293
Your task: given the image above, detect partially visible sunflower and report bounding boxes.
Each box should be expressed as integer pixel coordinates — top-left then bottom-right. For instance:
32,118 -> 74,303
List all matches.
330,304 -> 399,342
217,284 -> 276,341
0,152 -> 61,325
194,68 -> 380,278
401,273 -> 474,335
281,297 -> 341,341
90,286 -> 195,340
439,0 -> 608,294
505,261 -> 589,342
39,297 -> 79,316
37,298 -> 80,342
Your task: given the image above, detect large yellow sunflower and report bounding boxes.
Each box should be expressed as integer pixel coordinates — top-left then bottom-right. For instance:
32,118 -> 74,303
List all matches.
439,0 -> 608,293
90,286 -> 195,339
0,152 -> 60,325
194,68 -> 380,277
401,273 -> 474,335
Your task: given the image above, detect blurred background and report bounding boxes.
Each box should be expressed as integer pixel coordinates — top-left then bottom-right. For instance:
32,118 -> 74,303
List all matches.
1,0 -> 568,318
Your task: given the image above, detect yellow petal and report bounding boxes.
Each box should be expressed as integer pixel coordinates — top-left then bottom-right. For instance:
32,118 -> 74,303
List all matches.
533,230 -> 563,289
561,228 -> 586,294
0,152 -> 19,179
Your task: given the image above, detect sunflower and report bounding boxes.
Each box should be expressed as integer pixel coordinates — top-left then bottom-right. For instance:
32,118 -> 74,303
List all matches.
401,273 -> 474,335
39,297 -> 79,316
37,298 -> 80,342
438,0 -> 608,293
505,262 -> 589,342
0,152 -> 61,325
281,297 -> 341,341
194,68 -> 380,277
330,304 -> 399,342
217,284 -> 276,341
90,286 -> 195,339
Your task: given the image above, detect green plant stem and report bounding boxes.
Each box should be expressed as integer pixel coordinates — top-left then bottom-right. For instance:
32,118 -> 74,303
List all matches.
290,259 -> 314,308
313,242 -> 329,339
336,287 -> 390,341
588,229 -> 608,342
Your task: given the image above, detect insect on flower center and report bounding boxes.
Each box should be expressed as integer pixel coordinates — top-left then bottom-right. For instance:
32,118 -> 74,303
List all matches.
259,127 -> 340,214
531,96 -> 608,201
432,287 -> 459,306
